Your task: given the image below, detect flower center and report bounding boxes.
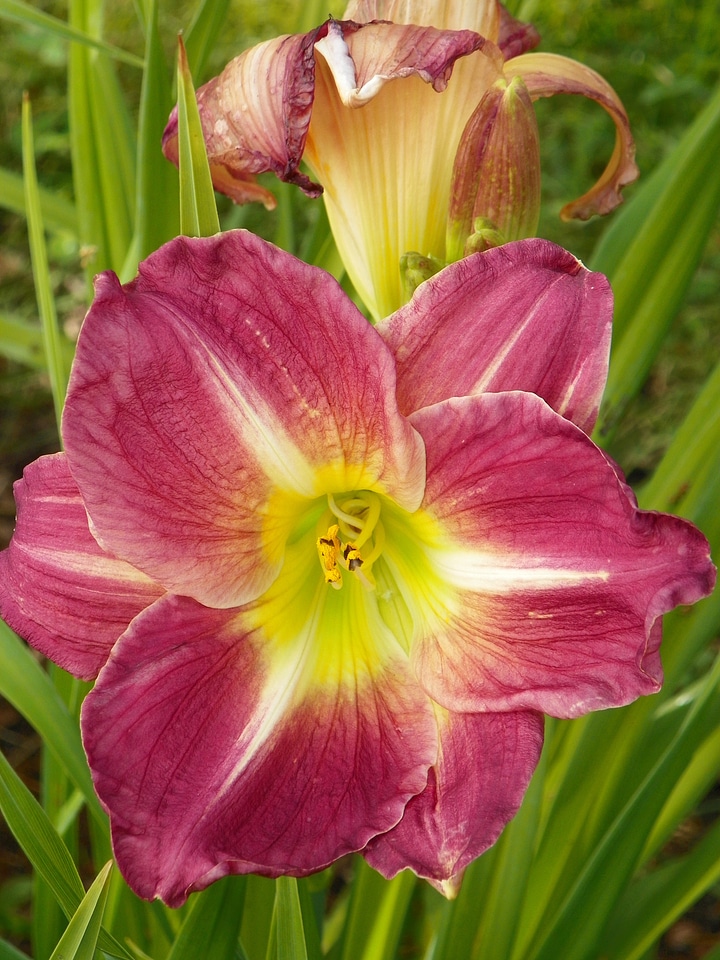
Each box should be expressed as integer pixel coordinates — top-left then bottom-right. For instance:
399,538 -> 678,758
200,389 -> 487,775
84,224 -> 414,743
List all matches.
316,491 -> 385,591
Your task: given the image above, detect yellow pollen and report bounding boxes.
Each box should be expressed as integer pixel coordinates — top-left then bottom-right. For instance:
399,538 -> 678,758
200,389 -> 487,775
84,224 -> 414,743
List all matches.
316,524 -> 343,590
316,492 -> 382,591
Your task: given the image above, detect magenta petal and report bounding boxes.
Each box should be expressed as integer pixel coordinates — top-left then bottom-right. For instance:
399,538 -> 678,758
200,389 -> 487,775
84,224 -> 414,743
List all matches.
410,394 -> 716,718
497,3 -> 541,60
378,239 -> 612,432
82,595 -> 436,906
63,231 -> 424,608
0,454 -> 162,680
162,29 -> 322,207
364,709 -> 543,891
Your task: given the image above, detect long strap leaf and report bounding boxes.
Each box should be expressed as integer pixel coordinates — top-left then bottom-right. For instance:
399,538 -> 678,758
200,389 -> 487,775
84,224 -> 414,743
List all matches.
175,35 -> 220,238
0,751 -> 130,960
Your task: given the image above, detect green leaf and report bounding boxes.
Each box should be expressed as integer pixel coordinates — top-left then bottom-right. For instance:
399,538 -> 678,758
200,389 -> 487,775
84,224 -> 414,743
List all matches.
592,80 -> 720,446
68,0 -> 137,276
125,0 -> 179,276
0,311 -> 48,368
184,0 -> 232,81
166,877 -> 247,960
335,860 -> 414,960
0,940 -> 31,960
275,877 -> 309,960
175,34 -> 221,237
0,167 -> 77,233
0,750 -> 130,960
0,0 -> 143,67
48,861 -> 113,960
638,356 -> 720,512
241,876 -> 276,960
21,93 -> 70,433
0,621 -> 106,833
523,654 -> 720,960
602,815 -> 720,960
471,745 -> 548,960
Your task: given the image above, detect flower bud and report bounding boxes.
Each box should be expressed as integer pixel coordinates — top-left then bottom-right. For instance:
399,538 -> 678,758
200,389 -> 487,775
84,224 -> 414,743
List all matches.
400,251 -> 446,299
446,75 -> 541,262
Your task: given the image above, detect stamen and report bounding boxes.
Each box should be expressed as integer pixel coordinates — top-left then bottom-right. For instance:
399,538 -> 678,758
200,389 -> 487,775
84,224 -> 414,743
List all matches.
318,492 -> 384,590
316,524 -> 342,589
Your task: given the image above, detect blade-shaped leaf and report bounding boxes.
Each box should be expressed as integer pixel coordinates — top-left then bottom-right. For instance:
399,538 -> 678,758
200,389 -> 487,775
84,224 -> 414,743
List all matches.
592,81 -> 720,446
21,93 -> 69,433
0,167 -> 77,233
639,356 -> 720,512
602,814 -> 720,960
166,877 -> 247,960
68,0 -> 136,277
522,654 -> 720,960
175,34 -> 220,238
183,0 -> 232,81
0,939 -> 31,960
48,861 -> 113,960
0,750 -> 130,960
275,877 -> 309,960
336,860 -> 414,960
125,0 -> 179,277
0,0 -> 143,67
0,621 -> 106,833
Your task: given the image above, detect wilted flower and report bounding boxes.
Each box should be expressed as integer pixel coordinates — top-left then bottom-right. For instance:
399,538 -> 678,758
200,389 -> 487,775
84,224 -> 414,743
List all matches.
162,0 -> 638,319
0,232 -> 712,905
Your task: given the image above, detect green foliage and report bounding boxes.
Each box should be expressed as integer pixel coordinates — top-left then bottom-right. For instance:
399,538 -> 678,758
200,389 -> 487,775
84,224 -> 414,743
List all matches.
0,2 -> 719,959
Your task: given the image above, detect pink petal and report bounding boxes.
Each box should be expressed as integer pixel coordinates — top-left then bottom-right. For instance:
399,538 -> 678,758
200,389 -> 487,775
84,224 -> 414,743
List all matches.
505,52 -> 638,219
315,19 -> 486,104
378,239 -> 612,432
162,30 -> 323,207
496,3 -> 540,60
63,231 -> 424,609
364,708 -> 543,893
0,454 -> 162,680
82,595 -> 437,906
410,393 -> 716,718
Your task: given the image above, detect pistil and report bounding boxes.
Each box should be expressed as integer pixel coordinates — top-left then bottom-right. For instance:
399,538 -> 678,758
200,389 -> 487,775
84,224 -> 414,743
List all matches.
316,492 -> 385,589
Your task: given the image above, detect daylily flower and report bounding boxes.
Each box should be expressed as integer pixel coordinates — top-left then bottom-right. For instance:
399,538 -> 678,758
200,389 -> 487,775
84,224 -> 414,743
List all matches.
162,0 -> 639,319
0,231 -> 713,905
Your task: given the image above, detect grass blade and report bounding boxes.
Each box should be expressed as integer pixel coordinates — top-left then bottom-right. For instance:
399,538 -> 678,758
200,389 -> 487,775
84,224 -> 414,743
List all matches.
0,940 -> 31,960
166,877 -> 247,960
175,34 -> 220,237
48,861 -> 113,960
525,654 -> 720,960
602,815 -> 720,960
0,167 -> 77,233
21,93 -> 70,433
183,0 -> 232,80
0,0 -> 143,67
275,877 -> 310,960
592,81 -> 720,446
127,0 -> 179,276
68,0 -> 136,276
0,621 -> 106,833
0,751 -> 130,960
